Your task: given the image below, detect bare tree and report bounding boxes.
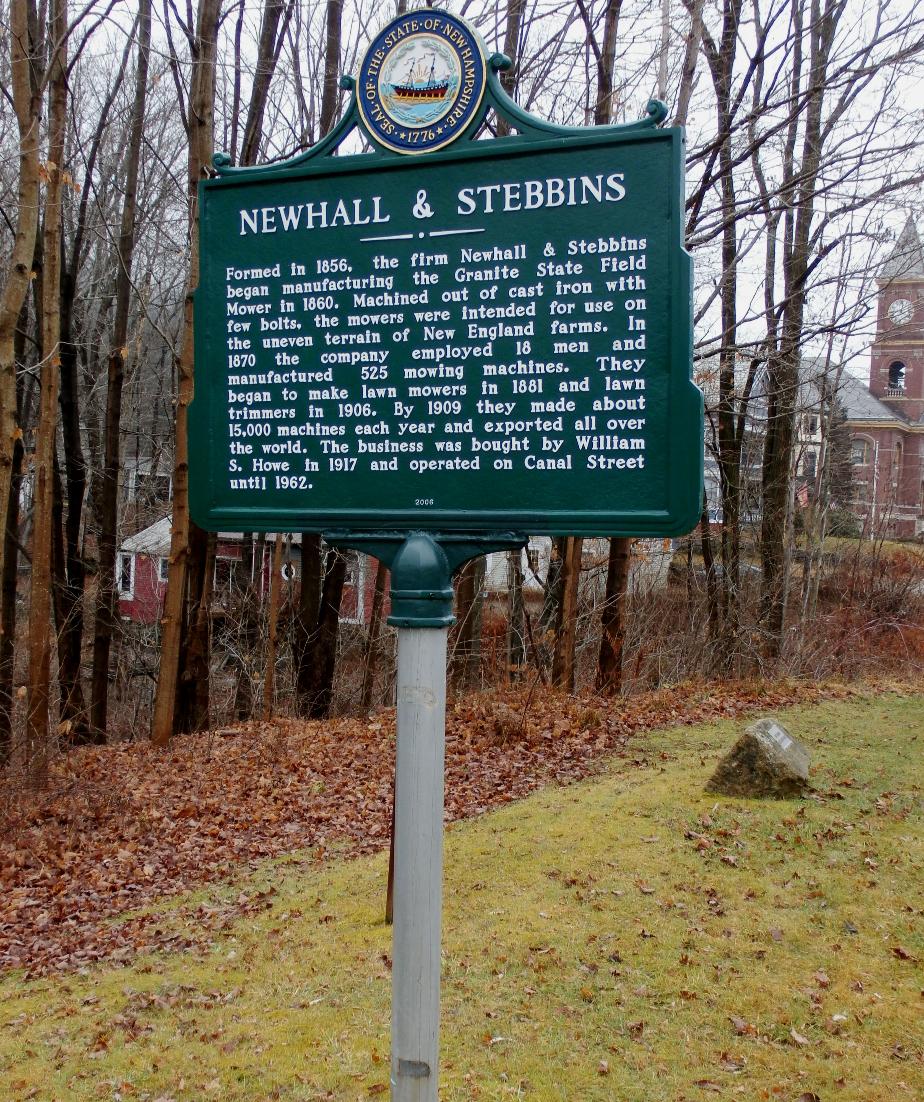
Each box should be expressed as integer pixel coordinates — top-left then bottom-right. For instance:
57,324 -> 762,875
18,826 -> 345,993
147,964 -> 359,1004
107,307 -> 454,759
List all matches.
90,0 -> 152,738
0,0 -> 41,599
151,0 -> 221,746
26,0 -> 68,783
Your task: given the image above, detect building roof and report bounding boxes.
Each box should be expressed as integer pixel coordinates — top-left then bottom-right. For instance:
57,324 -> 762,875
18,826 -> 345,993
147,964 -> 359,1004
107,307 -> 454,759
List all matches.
120,516 -> 173,555
119,517 -> 307,556
880,217 -> 924,282
837,372 -> 906,424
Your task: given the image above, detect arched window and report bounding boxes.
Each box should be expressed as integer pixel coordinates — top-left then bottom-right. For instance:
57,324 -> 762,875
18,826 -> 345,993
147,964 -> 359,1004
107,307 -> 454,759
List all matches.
851,439 -> 871,465
887,361 -> 906,391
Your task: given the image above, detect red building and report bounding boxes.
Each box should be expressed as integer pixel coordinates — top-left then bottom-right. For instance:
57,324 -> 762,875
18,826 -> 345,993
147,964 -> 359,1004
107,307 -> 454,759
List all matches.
843,218 -> 924,538
117,518 -> 381,624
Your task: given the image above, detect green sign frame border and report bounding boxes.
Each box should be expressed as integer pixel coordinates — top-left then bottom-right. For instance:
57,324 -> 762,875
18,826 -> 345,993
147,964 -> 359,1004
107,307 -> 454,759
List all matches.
190,52 -> 703,538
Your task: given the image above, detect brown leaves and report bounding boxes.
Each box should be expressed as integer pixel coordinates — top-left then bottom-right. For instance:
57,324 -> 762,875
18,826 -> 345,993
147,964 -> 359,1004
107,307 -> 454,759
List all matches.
0,679 -> 849,975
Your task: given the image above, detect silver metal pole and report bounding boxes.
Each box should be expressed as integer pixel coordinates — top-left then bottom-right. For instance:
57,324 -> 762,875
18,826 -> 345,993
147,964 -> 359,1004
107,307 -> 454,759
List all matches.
391,625 -> 448,1102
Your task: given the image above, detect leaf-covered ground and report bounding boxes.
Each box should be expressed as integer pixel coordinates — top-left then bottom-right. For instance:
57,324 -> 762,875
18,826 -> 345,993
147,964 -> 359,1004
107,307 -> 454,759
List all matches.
0,690 -> 921,1101
0,679 -> 879,976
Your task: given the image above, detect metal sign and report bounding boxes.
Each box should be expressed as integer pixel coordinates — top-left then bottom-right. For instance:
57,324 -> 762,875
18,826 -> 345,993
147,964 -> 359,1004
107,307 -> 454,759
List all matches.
189,15 -> 701,538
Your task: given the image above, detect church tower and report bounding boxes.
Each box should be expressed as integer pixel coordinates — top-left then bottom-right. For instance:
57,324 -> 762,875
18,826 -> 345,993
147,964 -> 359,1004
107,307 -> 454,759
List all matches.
870,216 -> 924,424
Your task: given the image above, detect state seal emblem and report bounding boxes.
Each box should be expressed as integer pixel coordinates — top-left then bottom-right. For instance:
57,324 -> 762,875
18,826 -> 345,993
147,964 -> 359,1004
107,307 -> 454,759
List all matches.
358,10 -> 487,155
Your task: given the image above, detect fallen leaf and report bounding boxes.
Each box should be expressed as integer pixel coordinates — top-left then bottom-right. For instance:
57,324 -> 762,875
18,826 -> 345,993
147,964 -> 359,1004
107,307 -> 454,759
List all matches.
718,1053 -> 745,1071
789,1028 -> 810,1046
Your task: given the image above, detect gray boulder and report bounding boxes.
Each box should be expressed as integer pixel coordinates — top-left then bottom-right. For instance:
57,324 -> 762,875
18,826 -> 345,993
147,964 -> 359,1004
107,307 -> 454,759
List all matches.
706,718 -> 810,799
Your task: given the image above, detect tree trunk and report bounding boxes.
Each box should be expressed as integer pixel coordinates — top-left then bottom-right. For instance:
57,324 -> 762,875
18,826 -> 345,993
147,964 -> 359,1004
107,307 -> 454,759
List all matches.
0,401 -> 24,765
240,0 -> 291,165
495,0 -> 525,136
262,533 -> 284,720
232,534 -> 258,720
289,2 -> 345,718
595,0 -> 623,124
760,0 -> 840,659
674,0 -> 704,127
294,532 -> 322,705
360,559 -> 388,713
551,537 -> 582,692
152,0 -> 221,746
174,526 -> 214,735
452,556 -> 484,690
0,0 -> 41,600
90,0 -> 151,740
318,0 -> 343,140
701,0 -> 745,673
50,452 -> 87,740
596,538 -> 631,695
700,489 -> 720,642
304,550 -> 347,719
26,0 -> 67,785
505,549 -> 524,680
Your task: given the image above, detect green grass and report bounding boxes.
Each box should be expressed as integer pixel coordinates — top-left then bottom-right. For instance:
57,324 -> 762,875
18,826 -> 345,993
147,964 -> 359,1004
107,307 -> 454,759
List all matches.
1,693 -> 922,1101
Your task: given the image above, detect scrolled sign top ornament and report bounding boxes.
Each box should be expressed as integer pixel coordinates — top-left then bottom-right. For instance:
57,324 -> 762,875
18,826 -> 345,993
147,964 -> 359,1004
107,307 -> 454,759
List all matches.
357,10 -> 487,155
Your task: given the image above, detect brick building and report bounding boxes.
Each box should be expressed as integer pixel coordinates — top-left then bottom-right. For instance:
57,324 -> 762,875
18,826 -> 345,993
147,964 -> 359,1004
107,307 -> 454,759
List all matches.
842,218 -> 924,538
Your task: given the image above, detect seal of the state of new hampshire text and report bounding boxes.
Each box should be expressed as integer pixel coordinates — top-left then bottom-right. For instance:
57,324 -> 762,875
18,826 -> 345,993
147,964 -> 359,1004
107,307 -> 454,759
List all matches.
357,10 -> 487,155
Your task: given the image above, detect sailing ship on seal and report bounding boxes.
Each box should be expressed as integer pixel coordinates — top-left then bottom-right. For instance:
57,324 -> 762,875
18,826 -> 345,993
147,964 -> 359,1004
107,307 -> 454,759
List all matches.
389,56 -> 449,103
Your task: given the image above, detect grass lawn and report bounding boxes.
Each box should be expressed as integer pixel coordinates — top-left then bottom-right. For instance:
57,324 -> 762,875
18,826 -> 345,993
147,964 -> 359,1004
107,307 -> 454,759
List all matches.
1,692 -> 921,1101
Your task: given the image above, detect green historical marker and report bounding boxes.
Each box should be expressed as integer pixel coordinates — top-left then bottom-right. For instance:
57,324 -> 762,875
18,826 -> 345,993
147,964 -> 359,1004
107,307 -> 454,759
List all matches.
189,21 -> 701,538
190,11 -> 701,1101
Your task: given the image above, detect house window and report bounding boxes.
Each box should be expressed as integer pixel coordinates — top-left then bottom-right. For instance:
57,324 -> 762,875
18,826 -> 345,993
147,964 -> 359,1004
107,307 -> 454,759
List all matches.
887,361 -> 905,391
158,557 -> 169,582
117,553 -> 134,598
851,439 -> 871,465
854,480 -> 870,504
803,450 -> 817,480
526,547 -> 540,576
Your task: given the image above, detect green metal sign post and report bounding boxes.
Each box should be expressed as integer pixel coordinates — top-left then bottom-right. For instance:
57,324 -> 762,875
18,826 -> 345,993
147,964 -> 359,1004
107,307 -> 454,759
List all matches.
190,10 -> 702,1099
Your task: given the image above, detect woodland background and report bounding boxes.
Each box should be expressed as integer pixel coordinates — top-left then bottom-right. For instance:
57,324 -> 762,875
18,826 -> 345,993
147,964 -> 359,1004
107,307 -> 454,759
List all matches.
1,0 -> 923,791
